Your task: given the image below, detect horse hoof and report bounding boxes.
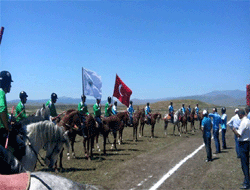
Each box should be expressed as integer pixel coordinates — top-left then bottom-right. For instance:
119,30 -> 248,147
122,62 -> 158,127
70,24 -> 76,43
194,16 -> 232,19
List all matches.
67,156 -> 70,160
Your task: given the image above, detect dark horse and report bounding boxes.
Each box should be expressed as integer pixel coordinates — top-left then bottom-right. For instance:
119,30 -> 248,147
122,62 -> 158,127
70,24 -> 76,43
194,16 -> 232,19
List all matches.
56,109 -> 84,168
132,108 -> 142,142
187,108 -> 195,132
117,111 -> 129,145
148,113 -> 161,138
139,108 -> 145,137
180,112 -> 188,134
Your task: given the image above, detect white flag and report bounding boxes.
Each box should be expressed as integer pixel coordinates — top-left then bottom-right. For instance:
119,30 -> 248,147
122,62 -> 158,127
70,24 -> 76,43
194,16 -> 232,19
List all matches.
83,68 -> 102,99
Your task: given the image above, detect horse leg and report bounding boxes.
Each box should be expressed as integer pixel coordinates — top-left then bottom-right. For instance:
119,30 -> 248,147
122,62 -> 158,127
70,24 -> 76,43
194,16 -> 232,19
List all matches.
164,120 -> 168,136
178,123 -> 181,136
135,125 -> 138,142
103,133 -> 107,156
139,123 -> 142,137
95,133 -> 101,152
142,123 -> 144,136
71,135 -> 76,159
151,124 -> 155,138
113,130 -> 117,150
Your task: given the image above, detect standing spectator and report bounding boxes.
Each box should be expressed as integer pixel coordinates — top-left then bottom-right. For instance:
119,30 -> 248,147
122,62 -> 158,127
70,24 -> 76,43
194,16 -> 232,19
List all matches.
246,106 -> 250,120
112,101 -> 118,115
201,110 -> 212,162
209,107 -> 222,154
232,109 -> 250,189
228,108 -> 241,158
221,107 -> 227,149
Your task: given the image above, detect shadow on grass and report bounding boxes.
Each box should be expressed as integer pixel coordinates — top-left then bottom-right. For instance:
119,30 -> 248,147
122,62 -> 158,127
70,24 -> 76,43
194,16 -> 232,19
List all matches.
40,167 -> 95,173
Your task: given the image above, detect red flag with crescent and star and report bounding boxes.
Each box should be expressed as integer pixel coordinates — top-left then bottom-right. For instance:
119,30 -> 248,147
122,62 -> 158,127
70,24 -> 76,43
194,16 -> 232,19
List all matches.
113,74 -> 132,107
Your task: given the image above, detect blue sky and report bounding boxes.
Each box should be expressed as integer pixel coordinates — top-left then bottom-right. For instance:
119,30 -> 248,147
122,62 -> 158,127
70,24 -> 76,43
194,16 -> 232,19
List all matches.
0,0 -> 249,102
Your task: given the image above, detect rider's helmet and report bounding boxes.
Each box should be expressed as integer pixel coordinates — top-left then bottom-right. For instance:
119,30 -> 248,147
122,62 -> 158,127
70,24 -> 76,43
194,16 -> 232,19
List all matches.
51,93 -> 58,101
147,102 -> 149,106
130,101 -> 133,105
221,107 -> 226,114
19,91 -> 28,100
0,71 -> 13,89
81,95 -> 86,100
108,96 -> 111,102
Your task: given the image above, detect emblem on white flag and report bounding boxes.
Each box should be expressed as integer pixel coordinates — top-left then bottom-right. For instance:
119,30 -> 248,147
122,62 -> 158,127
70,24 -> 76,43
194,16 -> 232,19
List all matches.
83,68 -> 102,99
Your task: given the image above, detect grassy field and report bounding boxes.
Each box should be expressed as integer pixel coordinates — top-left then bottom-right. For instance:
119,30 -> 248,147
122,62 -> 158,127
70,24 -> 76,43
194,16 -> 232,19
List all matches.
8,100 -> 247,189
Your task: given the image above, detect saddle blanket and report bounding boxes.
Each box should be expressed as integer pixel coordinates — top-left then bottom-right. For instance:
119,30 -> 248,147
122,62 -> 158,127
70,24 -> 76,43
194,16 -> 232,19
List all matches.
0,172 -> 30,190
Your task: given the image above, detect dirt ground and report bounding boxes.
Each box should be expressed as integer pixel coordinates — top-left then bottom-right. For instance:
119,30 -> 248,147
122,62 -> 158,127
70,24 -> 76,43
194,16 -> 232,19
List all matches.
34,108 -> 244,190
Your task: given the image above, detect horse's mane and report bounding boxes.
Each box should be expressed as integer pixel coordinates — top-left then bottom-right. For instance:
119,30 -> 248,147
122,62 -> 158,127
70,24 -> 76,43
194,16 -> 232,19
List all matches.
26,121 -> 65,144
61,109 -> 79,124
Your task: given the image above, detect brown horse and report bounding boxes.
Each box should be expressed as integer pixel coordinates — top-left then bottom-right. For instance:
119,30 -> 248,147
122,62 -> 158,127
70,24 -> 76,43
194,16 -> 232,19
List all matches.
116,111 -> 129,145
187,108 -> 195,132
180,112 -> 188,134
56,109 -> 84,169
139,108 -> 145,137
132,109 -> 142,142
148,112 -> 161,138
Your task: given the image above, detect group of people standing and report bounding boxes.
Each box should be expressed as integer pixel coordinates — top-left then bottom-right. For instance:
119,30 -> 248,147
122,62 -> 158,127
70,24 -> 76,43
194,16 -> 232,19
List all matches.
201,105 -> 250,189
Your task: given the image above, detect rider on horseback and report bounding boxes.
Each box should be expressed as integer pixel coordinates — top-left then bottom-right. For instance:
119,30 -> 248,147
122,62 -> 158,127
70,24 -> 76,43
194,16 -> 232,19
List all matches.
78,95 -> 89,138
15,91 -> 28,122
168,102 -> 174,123
93,99 -> 102,130
0,71 -> 26,174
104,96 -> 112,117
112,101 -> 118,115
195,103 -> 200,120
127,101 -> 134,127
180,103 -> 186,120
145,102 -> 151,125
46,93 -> 58,122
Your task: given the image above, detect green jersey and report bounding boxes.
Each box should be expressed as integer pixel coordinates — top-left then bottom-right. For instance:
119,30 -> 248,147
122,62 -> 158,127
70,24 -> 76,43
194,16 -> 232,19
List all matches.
78,102 -> 89,115
104,102 -> 112,117
15,101 -> 27,122
0,89 -> 8,129
46,100 -> 58,117
93,103 -> 101,117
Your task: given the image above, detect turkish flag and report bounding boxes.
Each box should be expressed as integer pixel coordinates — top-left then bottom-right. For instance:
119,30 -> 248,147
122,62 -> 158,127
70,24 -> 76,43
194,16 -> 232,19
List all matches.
113,74 -> 132,107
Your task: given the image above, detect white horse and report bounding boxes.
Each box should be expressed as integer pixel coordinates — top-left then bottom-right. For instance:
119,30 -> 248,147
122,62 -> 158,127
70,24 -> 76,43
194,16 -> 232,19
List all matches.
35,104 -> 50,120
0,171 -> 102,190
163,109 -> 182,136
21,120 -> 69,171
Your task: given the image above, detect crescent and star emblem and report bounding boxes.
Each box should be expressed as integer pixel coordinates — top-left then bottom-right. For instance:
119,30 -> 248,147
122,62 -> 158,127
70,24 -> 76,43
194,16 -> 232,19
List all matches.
119,84 -> 123,97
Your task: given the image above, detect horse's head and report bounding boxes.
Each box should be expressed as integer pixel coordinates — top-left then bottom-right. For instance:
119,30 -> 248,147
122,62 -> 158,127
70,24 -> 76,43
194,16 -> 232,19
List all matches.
156,113 -> 161,123
60,110 -> 82,131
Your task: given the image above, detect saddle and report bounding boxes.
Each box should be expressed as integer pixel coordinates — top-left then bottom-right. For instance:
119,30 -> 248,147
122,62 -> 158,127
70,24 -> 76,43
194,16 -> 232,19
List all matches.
0,172 -> 30,190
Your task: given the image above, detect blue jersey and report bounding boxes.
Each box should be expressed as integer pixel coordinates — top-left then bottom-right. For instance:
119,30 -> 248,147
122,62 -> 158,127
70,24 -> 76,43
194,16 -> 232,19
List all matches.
145,106 -> 151,115
221,113 -> 227,130
127,105 -> 134,117
112,105 -> 117,115
181,107 -> 186,114
209,112 -> 221,130
195,106 -> 199,114
202,116 -> 212,137
168,105 -> 174,113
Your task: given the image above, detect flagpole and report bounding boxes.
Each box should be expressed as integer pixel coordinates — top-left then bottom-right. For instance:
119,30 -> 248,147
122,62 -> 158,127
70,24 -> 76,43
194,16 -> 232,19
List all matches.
82,67 -> 84,96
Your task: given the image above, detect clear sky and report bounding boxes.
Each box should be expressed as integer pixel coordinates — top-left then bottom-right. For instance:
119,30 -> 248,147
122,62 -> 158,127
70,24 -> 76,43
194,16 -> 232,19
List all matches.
0,0 -> 249,101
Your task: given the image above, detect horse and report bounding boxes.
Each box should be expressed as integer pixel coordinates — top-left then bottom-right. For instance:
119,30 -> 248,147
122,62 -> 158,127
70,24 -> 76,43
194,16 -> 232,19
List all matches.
0,171 -> 103,190
57,109 -> 85,163
164,109 -> 181,136
139,108 -> 145,137
116,111 -> 129,145
148,112 -> 161,138
35,104 -> 50,120
1,121 -> 69,173
187,108 -> 195,132
131,109 -> 142,142
179,112 -> 188,134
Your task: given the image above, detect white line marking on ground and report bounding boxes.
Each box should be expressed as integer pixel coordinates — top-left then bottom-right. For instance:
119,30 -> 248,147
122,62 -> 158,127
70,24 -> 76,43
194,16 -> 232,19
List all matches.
149,129 -> 220,190
149,143 -> 205,190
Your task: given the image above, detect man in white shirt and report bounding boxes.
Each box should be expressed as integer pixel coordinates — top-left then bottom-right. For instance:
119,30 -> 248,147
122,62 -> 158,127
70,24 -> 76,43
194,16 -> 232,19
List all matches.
232,109 -> 250,189
228,108 -> 241,158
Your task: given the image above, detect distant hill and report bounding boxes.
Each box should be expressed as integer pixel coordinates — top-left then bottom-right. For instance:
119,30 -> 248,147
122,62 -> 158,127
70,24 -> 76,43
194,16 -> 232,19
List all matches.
7,89 -> 246,107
